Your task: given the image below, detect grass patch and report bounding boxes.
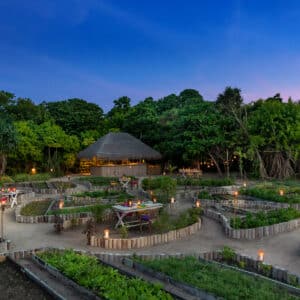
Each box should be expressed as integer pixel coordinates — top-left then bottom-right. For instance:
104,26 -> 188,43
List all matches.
20,200 -> 52,216
37,250 -> 172,300
137,256 -> 299,300
230,208 -> 300,229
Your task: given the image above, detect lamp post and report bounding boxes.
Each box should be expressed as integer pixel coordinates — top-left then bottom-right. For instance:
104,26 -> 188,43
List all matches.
0,197 -> 7,242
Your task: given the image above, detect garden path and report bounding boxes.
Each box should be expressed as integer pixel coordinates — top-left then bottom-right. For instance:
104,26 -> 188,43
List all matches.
3,207 -> 300,276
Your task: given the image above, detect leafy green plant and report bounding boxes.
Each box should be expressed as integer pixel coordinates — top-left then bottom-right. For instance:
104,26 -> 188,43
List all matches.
142,176 -> 177,203
137,256 -> 298,300
47,204 -> 111,216
0,175 -> 14,185
230,208 -> 300,229
221,246 -> 235,263
198,190 -> 213,199
258,262 -> 272,277
238,261 -> 246,269
37,250 -> 172,300
13,173 -> 53,182
119,225 -> 128,238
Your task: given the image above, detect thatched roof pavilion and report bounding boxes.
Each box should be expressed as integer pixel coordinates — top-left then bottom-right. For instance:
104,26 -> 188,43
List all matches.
78,132 -> 162,176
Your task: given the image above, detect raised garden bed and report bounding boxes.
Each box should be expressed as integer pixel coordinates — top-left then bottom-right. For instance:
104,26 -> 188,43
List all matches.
20,199 -> 52,216
177,177 -> 234,187
36,249 -> 172,300
230,208 -> 300,229
0,258 -> 52,299
78,176 -> 118,186
134,255 -> 300,300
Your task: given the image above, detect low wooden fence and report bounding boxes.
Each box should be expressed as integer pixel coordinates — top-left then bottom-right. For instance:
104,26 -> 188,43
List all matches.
204,209 -> 300,239
90,218 -> 202,249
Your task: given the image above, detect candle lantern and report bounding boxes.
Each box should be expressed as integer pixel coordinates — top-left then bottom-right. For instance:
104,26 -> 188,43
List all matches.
279,189 -> 284,196
257,249 -> 264,262
195,199 -> 201,208
233,191 -> 239,197
128,200 -> 132,207
243,182 -> 247,188
152,197 -> 157,203
59,200 -> 64,209
137,199 -> 141,205
31,167 -> 36,175
170,197 -> 175,204
103,229 -> 110,239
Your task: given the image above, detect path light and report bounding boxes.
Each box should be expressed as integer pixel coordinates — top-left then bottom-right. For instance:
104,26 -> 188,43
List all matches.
170,197 -> 175,204
31,167 -> 36,175
257,249 -> 264,262
195,199 -> 201,208
279,189 -> 284,196
103,229 -> 110,239
59,200 -> 64,209
152,197 -> 157,203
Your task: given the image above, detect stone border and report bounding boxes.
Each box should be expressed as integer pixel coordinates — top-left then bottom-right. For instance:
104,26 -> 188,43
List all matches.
204,208 -> 300,239
90,218 -> 202,249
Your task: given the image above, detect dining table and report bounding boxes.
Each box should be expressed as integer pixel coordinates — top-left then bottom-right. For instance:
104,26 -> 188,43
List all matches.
112,201 -> 163,229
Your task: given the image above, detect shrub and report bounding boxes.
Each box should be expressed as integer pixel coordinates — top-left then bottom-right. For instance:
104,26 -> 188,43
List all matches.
119,225 -> 128,238
198,190 -> 213,199
142,176 -> 177,203
0,176 -> 14,185
222,246 -> 235,263
78,176 -> 118,186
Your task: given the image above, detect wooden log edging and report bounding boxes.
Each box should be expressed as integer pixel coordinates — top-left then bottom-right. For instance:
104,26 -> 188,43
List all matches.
90,218 -> 202,250
204,209 -> 300,240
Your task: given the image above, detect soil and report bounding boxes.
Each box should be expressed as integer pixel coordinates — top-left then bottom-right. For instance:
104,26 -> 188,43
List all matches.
0,259 -> 52,300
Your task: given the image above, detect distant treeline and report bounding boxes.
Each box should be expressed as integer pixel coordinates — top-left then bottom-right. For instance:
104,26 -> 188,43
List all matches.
0,88 -> 299,179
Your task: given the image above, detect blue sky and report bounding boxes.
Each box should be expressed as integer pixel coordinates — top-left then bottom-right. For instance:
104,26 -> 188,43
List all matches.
1,0 -> 300,110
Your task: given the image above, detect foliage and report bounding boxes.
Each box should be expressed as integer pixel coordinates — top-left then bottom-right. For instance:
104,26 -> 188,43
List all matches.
13,173 -> 53,182
119,225 -> 128,238
0,175 -> 14,185
91,204 -> 107,223
47,204 -> 111,216
198,191 -> 213,199
20,200 -> 52,216
152,208 -> 202,233
230,208 -> 300,229
74,190 -> 131,198
138,256 -> 298,300
177,177 -> 234,186
240,186 -> 300,203
37,250 -> 172,300
221,246 -> 236,263
142,176 -> 177,203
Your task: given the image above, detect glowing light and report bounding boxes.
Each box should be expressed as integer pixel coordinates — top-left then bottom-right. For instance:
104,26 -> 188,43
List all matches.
195,200 -> 201,208
104,229 -> 110,239
257,249 -> 264,262
31,168 -> 36,175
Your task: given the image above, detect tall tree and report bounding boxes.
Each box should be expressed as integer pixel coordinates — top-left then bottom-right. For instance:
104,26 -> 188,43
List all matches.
44,98 -> 104,136
0,114 -> 17,175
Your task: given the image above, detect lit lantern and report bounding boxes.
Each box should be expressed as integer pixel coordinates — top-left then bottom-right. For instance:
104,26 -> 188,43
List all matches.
195,200 -> 201,208
149,190 -> 153,196
59,200 -> 64,209
152,197 -> 157,203
170,197 -> 175,204
31,167 -> 36,175
128,200 -> 132,207
233,191 -> 239,197
243,182 -> 247,188
1,197 -> 7,206
137,199 -> 141,205
279,189 -> 284,196
103,229 -> 110,239
257,249 -> 264,262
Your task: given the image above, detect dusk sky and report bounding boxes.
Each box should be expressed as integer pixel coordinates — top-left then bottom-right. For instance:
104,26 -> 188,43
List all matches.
1,0 -> 300,111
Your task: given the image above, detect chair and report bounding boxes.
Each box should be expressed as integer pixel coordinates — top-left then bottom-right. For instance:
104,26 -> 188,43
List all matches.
139,214 -> 152,233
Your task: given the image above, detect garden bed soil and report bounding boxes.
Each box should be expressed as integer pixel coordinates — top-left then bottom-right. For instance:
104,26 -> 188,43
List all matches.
0,259 -> 52,300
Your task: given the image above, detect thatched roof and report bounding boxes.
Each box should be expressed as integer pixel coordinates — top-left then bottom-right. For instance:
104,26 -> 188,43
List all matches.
78,132 -> 162,160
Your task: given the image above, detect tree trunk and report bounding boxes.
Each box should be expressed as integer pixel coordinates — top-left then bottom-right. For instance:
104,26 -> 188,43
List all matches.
256,150 -> 268,179
208,152 -> 223,176
0,153 -> 7,176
